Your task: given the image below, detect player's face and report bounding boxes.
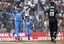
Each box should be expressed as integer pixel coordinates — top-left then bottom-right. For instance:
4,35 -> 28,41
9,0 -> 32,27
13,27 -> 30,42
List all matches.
49,3 -> 54,8
26,17 -> 29,20
17,8 -> 21,11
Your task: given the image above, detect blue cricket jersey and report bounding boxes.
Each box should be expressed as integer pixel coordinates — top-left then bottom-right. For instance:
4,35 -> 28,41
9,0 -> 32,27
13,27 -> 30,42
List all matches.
11,10 -> 24,21
25,20 -> 34,30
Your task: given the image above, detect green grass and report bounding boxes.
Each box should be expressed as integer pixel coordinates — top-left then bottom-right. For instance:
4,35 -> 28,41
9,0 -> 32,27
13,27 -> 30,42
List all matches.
0,40 -> 61,44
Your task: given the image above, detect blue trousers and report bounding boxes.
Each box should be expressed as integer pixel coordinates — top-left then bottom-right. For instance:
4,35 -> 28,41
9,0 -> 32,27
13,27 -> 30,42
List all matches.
26,28 -> 31,35
12,21 -> 22,39
26,28 -> 31,40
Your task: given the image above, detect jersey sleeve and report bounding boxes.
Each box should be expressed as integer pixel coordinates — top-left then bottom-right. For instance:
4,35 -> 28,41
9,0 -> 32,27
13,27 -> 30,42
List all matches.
56,9 -> 59,14
21,12 -> 24,19
11,10 -> 16,14
46,9 -> 49,15
24,19 -> 26,23
30,21 -> 34,27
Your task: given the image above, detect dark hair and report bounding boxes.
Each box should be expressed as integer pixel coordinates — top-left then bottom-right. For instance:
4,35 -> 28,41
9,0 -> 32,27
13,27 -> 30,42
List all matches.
25,16 -> 29,19
50,1 -> 55,6
17,6 -> 21,8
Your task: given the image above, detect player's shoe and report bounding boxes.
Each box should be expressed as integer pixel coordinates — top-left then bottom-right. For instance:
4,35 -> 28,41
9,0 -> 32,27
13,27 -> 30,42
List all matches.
51,37 -> 56,43
28,37 -> 30,40
53,39 -> 56,43
18,39 -> 22,42
28,39 -> 30,40
11,29 -> 15,39
12,33 -> 15,39
51,39 -> 54,42
52,37 -> 56,43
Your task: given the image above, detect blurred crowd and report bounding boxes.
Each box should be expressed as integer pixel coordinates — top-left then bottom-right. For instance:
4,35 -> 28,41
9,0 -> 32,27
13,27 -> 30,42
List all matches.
0,0 -> 64,32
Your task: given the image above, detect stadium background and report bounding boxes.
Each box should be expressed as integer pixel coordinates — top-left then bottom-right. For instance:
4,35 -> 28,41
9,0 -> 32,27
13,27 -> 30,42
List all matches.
0,0 -> 63,44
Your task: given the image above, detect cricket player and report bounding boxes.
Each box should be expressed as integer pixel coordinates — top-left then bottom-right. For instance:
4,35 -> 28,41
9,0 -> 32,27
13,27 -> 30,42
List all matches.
25,16 -> 34,40
46,1 -> 60,43
11,6 -> 24,41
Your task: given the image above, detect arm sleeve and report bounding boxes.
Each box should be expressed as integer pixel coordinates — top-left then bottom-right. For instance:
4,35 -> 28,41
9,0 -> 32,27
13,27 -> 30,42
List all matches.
22,12 -> 24,19
11,10 -> 16,14
56,9 -> 59,14
30,21 -> 34,27
46,9 -> 49,14
24,19 -> 26,22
